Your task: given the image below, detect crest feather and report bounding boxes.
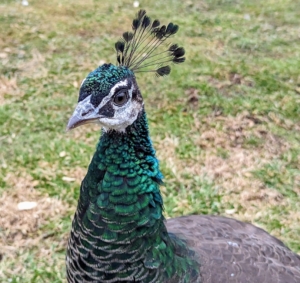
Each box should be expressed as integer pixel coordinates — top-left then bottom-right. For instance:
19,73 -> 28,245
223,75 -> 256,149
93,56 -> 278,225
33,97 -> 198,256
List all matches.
115,10 -> 185,76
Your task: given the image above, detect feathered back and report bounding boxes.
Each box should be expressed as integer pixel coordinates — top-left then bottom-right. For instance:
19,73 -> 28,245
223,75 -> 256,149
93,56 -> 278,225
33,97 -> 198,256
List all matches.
115,10 -> 185,76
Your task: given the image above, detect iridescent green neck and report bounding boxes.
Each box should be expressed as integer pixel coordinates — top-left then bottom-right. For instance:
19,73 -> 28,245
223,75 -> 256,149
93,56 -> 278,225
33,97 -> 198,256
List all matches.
73,110 -> 165,280
71,110 -> 199,282
80,109 -> 164,222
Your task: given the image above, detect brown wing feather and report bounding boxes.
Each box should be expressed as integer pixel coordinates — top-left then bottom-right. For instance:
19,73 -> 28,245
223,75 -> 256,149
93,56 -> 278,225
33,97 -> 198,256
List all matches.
166,215 -> 300,283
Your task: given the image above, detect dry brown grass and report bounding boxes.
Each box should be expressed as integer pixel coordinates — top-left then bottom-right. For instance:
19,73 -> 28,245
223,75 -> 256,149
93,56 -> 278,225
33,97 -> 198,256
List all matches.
155,113 -> 299,240
0,173 -> 70,262
0,75 -> 23,105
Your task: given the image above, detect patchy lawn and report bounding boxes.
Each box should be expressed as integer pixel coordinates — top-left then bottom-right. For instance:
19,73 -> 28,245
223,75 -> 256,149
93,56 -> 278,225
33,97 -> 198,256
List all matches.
0,0 -> 299,282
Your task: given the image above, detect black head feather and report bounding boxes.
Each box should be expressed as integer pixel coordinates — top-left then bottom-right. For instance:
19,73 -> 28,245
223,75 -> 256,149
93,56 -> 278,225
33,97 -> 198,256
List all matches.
123,32 -> 133,42
142,15 -> 151,29
152,20 -> 160,28
173,47 -> 185,58
114,10 -> 185,76
115,41 -> 125,53
173,57 -> 185,64
137,9 -> 146,20
156,66 -> 171,76
168,24 -> 179,35
132,19 -> 140,30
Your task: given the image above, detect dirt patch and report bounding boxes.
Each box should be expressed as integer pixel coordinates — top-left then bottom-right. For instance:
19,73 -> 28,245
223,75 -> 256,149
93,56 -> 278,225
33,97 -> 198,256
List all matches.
0,75 -> 24,105
154,135 -> 179,175
193,112 -> 290,151
193,149 -> 285,221
155,113 -> 296,231
62,165 -> 87,184
0,172 -> 71,260
197,74 -> 254,91
17,49 -> 48,79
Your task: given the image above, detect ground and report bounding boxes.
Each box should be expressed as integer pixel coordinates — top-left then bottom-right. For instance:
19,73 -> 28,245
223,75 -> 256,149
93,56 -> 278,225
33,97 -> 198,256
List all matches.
0,0 -> 299,282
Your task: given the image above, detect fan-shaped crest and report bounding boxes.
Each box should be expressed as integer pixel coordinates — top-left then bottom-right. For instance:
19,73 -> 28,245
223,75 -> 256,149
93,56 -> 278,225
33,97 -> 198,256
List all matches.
114,10 -> 185,76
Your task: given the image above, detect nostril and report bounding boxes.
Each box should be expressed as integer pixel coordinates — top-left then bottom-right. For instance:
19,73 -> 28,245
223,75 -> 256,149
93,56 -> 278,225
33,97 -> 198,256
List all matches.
82,109 -> 93,117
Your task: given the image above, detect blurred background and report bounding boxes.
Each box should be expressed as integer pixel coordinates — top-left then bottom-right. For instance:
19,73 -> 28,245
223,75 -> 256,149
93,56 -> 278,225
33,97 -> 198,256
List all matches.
0,0 -> 299,282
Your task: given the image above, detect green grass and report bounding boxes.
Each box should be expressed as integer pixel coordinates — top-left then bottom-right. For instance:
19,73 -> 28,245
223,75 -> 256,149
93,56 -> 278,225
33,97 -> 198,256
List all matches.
0,0 -> 300,282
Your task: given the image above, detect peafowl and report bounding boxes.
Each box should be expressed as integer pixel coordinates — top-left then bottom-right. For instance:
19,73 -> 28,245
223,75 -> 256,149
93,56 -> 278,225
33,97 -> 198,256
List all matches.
66,10 -> 300,283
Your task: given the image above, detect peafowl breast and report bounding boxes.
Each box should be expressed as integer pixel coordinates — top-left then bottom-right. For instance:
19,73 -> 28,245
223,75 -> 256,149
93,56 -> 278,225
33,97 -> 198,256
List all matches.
66,10 -> 300,283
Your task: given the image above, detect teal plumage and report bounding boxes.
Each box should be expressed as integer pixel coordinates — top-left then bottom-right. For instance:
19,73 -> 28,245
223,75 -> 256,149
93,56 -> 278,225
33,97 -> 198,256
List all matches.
78,65 -> 133,103
66,10 -> 300,283
67,109 -> 199,282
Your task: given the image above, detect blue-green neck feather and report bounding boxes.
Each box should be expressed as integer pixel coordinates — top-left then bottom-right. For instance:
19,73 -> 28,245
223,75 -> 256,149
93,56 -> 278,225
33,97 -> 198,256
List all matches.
68,110 -> 199,282
80,109 -> 164,221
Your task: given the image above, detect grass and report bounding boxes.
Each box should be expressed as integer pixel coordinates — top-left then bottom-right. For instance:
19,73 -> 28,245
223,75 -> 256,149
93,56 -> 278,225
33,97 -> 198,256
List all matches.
0,0 -> 299,281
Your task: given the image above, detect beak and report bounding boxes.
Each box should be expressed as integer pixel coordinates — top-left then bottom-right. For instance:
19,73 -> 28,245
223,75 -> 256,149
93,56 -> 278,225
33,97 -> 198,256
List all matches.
66,96 -> 100,131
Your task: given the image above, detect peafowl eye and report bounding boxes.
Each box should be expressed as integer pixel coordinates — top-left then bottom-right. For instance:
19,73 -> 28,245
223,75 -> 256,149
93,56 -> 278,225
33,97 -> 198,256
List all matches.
65,10 -> 300,283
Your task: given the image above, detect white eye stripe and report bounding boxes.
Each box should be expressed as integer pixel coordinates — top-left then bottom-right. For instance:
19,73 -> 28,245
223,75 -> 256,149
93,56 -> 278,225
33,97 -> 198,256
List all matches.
80,78 -> 86,87
110,79 -> 129,96
93,79 -> 133,113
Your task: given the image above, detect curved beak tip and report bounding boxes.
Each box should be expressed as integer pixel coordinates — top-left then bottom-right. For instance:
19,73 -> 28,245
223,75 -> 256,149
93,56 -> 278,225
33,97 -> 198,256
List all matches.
65,124 -> 74,132
66,114 -> 81,132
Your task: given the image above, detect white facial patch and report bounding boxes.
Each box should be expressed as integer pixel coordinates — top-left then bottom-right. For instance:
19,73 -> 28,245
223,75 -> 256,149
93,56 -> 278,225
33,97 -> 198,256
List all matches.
70,78 -> 143,132
99,79 -> 143,132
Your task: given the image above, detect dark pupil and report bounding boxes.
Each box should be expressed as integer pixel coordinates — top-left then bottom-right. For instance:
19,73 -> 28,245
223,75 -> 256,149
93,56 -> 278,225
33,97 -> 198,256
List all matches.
117,93 -> 125,102
114,91 -> 128,105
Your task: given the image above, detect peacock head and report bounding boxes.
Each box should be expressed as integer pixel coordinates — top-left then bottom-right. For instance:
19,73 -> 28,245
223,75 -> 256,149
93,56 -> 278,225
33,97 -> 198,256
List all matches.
66,64 -> 143,132
67,10 -> 185,132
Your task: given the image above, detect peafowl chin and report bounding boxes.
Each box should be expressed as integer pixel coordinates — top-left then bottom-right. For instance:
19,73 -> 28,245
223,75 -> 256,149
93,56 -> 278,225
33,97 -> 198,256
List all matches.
66,10 -> 300,283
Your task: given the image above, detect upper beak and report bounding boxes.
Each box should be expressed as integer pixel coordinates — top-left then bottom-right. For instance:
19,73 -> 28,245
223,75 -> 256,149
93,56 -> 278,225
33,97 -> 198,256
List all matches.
66,112 -> 88,131
66,97 -> 100,131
